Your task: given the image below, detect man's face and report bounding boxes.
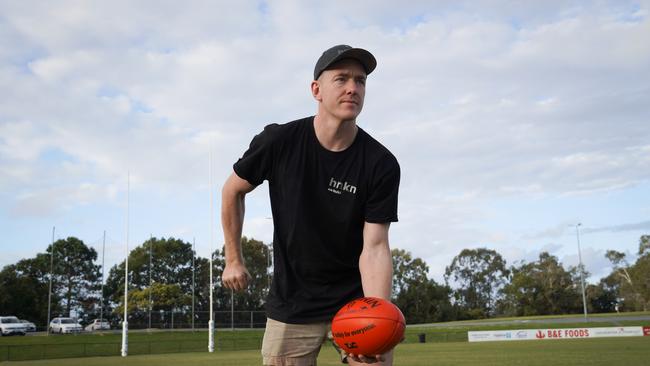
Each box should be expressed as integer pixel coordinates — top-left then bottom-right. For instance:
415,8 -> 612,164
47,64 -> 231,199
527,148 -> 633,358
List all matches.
312,59 -> 367,122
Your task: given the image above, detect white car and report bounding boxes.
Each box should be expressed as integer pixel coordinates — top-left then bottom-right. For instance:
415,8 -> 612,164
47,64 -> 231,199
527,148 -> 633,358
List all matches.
49,317 -> 82,334
84,319 -> 110,331
0,316 -> 26,336
19,319 -> 36,332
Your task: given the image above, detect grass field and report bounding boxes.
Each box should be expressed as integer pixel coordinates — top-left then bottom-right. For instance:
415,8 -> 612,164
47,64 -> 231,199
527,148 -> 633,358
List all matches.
0,330 -> 264,361
1,337 -> 648,366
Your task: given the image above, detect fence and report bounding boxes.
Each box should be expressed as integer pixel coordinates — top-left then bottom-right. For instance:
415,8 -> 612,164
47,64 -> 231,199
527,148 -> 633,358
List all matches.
38,310 -> 269,332
403,329 -> 468,343
121,310 -> 268,330
0,334 -> 264,362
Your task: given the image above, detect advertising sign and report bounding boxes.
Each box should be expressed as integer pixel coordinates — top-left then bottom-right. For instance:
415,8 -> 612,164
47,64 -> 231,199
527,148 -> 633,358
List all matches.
468,327 -> 645,342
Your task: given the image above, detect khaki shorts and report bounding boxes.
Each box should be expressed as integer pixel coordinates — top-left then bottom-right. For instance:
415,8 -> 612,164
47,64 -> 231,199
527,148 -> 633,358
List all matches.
261,318 -> 346,366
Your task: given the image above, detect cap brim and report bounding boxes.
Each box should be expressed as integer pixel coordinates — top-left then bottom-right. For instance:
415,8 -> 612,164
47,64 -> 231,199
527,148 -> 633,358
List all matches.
323,48 -> 377,76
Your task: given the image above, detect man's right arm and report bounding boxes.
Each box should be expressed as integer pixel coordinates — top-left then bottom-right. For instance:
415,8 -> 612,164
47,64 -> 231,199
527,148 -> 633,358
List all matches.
221,171 -> 256,291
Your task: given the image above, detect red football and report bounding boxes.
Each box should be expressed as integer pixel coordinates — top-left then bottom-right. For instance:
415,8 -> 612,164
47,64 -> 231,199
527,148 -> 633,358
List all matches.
331,297 -> 405,356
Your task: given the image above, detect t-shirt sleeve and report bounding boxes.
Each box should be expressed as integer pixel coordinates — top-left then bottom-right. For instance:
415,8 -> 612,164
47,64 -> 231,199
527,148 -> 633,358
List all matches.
365,155 -> 400,223
233,124 -> 277,186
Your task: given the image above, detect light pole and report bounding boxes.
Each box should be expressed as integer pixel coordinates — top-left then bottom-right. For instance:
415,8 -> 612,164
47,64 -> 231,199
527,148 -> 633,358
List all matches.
575,223 -> 588,321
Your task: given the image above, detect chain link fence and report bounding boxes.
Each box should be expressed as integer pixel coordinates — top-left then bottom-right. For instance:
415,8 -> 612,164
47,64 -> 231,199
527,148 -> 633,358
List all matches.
120,310 -> 268,329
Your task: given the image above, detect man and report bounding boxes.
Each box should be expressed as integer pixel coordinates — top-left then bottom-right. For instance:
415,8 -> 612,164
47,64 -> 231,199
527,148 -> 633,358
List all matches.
221,45 -> 400,366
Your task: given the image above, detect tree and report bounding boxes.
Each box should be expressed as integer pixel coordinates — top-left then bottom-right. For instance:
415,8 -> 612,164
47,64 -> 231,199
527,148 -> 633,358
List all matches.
105,237 -> 195,306
391,249 -> 453,323
0,256 -> 57,327
104,235 -> 272,328
630,235 -> 650,310
391,248 -> 428,297
0,237 -> 100,325
114,283 -> 192,314
105,237 -> 195,294
604,244 -> 650,311
104,237 -> 210,326
219,237 -> 271,311
586,281 -> 617,313
191,256 -> 212,316
630,256 -> 650,311
444,248 -> 508,318
499,252 -> 582,316
48,237 -> 101,320
639,235 -> 650,256
605,250 -> 633,285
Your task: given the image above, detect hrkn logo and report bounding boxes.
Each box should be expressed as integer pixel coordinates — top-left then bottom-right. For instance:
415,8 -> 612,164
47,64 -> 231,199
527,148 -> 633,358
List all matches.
328,177 -> 357,195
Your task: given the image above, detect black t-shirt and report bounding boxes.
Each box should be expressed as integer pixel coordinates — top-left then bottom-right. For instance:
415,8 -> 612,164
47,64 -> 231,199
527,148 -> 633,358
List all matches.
233,116 -> 400,323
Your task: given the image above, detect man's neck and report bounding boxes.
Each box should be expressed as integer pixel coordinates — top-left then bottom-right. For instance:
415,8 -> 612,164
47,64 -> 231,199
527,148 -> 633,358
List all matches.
313,114 -> 358,152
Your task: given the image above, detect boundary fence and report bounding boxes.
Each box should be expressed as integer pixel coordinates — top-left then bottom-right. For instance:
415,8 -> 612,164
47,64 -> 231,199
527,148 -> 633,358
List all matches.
36,310 -> 269,332
0,335 -> 263,362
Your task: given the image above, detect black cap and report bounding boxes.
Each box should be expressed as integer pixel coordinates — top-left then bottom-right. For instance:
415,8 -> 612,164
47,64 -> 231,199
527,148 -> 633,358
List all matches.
313,45 -> 377,80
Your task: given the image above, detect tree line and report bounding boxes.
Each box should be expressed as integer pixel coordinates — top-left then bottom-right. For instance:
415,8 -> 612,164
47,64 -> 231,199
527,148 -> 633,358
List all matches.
1,235 -> 648,327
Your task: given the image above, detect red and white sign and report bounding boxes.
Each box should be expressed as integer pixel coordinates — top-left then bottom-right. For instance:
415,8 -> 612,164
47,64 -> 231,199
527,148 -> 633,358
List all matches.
468,327 -> 645,342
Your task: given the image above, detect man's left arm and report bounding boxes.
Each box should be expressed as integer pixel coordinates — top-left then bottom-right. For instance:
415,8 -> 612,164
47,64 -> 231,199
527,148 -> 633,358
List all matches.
348,222 -> 394,364
359,221 -> 393,300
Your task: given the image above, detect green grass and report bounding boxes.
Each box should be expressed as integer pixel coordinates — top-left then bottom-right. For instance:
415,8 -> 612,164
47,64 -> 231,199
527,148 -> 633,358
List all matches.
0,329 -> 264,346
0,330 -> 264,361
2,337 -> 649,366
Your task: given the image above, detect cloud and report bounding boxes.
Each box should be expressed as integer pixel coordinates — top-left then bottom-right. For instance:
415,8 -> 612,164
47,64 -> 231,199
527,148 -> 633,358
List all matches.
526,220 -> 650,240
0,120 -> 50,161
584,220 -> 650,234
10,182 -> 113,217
561,246 -> 617,283
3,2 -> 648,200
1,1 -> 649,282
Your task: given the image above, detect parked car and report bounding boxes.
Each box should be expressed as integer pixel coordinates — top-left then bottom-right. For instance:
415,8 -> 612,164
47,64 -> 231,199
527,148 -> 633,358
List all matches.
84,319 -> 110,331
0,316 -> 26,336
19,319 -> 36,332
49,317 -> 82,334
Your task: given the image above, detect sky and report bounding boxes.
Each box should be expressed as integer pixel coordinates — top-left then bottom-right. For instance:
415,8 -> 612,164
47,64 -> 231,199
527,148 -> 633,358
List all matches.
1,0 -> 649,285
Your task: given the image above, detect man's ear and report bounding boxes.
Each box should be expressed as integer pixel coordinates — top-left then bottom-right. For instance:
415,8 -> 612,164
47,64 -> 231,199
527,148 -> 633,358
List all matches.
311,80 -> 322,101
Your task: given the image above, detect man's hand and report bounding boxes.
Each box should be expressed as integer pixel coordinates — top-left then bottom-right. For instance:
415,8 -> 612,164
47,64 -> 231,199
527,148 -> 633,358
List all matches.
222,262 -> 252,291
221,171 -> 256,292
345,352 -> 386,364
